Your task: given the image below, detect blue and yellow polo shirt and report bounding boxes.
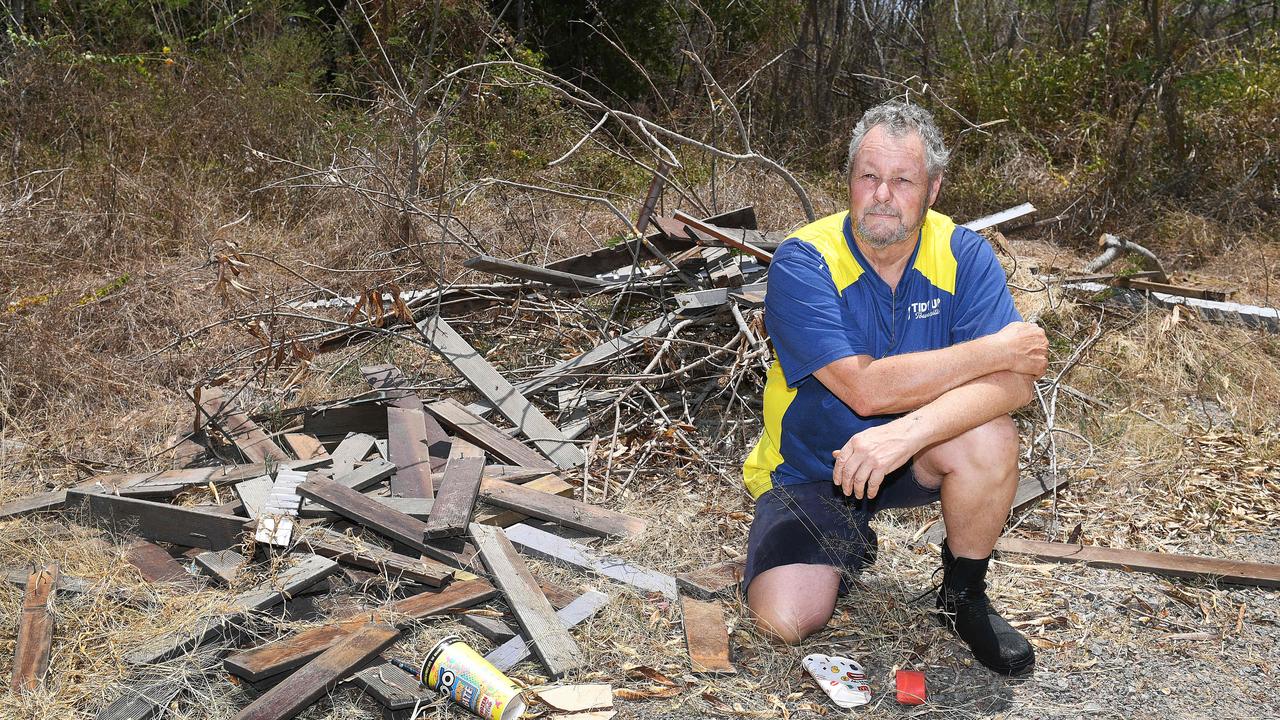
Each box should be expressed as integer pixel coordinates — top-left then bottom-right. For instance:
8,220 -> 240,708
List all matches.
742,209 -> 1020,499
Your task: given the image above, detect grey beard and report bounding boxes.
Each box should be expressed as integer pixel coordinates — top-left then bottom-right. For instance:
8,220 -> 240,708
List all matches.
855,216 -> 910,249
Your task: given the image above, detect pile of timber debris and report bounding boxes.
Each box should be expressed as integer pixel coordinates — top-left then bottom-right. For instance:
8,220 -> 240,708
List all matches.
4,202 -> 1278,720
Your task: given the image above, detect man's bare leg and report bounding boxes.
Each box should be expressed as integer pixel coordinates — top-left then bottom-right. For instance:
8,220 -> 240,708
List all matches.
747,563 -> 841,644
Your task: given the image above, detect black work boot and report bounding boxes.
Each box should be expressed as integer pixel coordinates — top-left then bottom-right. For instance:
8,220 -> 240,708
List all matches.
935,542 -> 1034,675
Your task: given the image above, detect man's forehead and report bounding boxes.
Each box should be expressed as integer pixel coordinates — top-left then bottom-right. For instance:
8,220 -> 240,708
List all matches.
852,125 -> 928,173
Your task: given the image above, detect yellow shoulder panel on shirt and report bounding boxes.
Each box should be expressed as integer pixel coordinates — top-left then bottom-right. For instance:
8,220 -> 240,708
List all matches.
790,211 -> 863,294
911,210 -> 958,294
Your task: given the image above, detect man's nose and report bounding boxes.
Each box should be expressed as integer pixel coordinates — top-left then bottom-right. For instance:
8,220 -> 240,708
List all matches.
873,179 -> 892,202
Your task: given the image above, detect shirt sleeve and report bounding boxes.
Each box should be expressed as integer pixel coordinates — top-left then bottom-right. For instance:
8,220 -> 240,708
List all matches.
950,229 -> 1022,344
764,240 -> 867,388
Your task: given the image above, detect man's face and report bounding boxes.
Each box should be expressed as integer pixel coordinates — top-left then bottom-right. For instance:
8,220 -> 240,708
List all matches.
847,125 -> 941,250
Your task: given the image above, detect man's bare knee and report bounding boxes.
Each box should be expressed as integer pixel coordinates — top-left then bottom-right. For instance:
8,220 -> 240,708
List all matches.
918,414 -> 1019,482
746,564 -> 840,645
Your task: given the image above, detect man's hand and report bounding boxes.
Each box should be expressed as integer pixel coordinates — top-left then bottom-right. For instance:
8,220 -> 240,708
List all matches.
832,420 -> 920,499
992,321 -> 1049,377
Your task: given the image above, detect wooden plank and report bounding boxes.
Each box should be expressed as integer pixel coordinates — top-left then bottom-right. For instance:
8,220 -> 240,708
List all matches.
66,489 -> 247,550
416,317 -> 583,469
297,477 -> 433,554
283,433 -> 328,461
485,589 -> 609,672
120,464 -> 275,498
193,387 -> 289,463
234,475 -> 274,519
676,559 -> 744,600
297,474 -> 573,524
0,489 -> 71,519
544,206 -> 755,277
916,471 -> 1070,548
424,441 -> 486,540
193,549 -> 244,585
11,563 -> 58,692
96,680 -> 181,720
330,432 -> 379,476
994,537 -> 1280,588
479,479 -> 645,538
363,364 -> 451,460
427,398 -> 554,470
231,623 -> 400,720
961,202 -> 1036,232
503,523 -> 677,599
681,596 -> 735,674
125,555 -> 337,666
352,662 -> 431,712
469,523 -> 583,678
465,254 -> 612,289
672,210 -> 773,263
475,475 -> 575,527
507,314 -> 672,400
298,403 -> 388,437
122,537 -> 195,586
386,407 -> 436,497
675,281 -> 767,313
461,578 -> 576,642
294,527 -> 453,586
254,468 -> 307,546
1114,276 -> 1232,302
224,579 -> 495,681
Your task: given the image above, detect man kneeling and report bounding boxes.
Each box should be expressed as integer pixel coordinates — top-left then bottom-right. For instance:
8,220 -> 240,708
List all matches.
741,101 -> 1048,676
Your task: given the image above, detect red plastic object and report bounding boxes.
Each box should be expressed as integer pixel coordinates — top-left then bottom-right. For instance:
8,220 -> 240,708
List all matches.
895,669 -> 926,705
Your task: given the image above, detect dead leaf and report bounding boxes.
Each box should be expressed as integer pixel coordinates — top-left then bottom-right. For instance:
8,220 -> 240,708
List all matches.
624,666 -> 680,686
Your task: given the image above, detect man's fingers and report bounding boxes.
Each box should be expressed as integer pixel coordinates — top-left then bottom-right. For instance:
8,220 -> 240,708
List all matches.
864,468 -> 886,500
852,462 -> 874,500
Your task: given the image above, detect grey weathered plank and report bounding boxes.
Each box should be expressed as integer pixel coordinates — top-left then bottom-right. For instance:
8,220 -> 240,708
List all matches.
66,489 -> 247,550
193,549 -> 244,585
124,555 -> 337,666
297,478 -> 432,553
96,677 -> 185,720
329,432 -> 379,476
363,364 -> 450,458
485,589 -> 610,671
423,440 -> 485,540
478,478 -> 645,538
416,317 -> 582,469
294,527 -> 454,587
503,522 -> 677,600
193,387 -> 290,464
233,475 -> 274,519
464,254 -> 611,289
386,407 -> 436,497
427,398 -> 554,470
469,523 -> 583,678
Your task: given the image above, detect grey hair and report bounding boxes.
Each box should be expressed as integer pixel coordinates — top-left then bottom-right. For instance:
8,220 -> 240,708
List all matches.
846,102 -> 950,179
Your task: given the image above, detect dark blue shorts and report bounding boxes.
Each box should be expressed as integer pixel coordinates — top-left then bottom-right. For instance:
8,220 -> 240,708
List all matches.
742,466 -> 940,595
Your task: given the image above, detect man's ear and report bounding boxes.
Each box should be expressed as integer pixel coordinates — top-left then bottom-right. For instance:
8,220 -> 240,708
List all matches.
927,173 -> 943,207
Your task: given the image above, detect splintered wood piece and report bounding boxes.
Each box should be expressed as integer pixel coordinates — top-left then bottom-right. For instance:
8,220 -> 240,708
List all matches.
294,527 -> 453,587
676,559 -> 744,600
672,210 -> 772,263
66,489 -> 247,550
96,676 -> 186,720
125,555 -> 337,666
194,549 -> 245,585
460,613 -> 517,643
231,623 -> 400,720
254,468 -> 307,546
11,563 -> 58,692
234,475 -> 274,519
326,458 -> 396,493
225,579 -> 495,681
475,475 -> 575,527
283,433 -> 328,461
485,589 -> 609,671
329,433 -> 378,476
416,318 -> 582,469
503,523 -> 677,599
297,478 -> 432,554
464,254 -> 610,289
352,662 -> 429,711
478,478 -> 646,538
469,523 -> 583,678
387,407 -> 437,497
427,398 -> 554,470
680,596 -> 735,674
122,537 -> 195,586
193,386 -> 290,463
424,440 -> 486,539
994,537 -> 1280,587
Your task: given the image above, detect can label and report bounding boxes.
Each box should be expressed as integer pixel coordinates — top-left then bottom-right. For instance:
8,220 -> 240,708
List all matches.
422,635 -> 526,720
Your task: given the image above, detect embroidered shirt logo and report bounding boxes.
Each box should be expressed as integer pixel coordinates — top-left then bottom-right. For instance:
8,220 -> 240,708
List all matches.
910,298 -> 941,320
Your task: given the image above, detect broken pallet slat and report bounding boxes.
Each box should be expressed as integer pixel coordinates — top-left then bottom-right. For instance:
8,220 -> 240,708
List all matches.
362,364 -> 451,457
479,478 -> 646,538
225,578 -> 496,681
416,317 -> 583,469
475,474 -> 575,527
427,398 -> 554,470
386,406 -> 437,497
122,537 -> 194,586
234,475 -> 274,519
423,440 -> 486,539
11,563 -> 58,692
66,489 -> 248,550
125,555 -> 338,666
297,477 -> 433,554
485,589 -> 610,672
469,523 -> 584,678
671,210 -> 773,263
96,676 -> 186,720
299,474 -> 575,526
994,537 -> 1280,587
465,254 -> 611,290
231,623 -> 400,720
461,578 -> 577,642
295,527 -> 454,587
193,387 -> 290,464
680,596 -> 735,674
503,522 -> 677,600
283,432 -> 328,461
329,432 -> 379,476
676,559 -> 744,600
254,467 -> 307,546
193,549 -> 244,585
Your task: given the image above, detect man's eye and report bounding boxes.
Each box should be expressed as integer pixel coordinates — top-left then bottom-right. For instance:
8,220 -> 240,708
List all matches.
894,177 -> 912,186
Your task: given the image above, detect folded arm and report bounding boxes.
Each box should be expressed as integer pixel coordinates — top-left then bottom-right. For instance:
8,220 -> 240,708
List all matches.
813,321 -> 1047,416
